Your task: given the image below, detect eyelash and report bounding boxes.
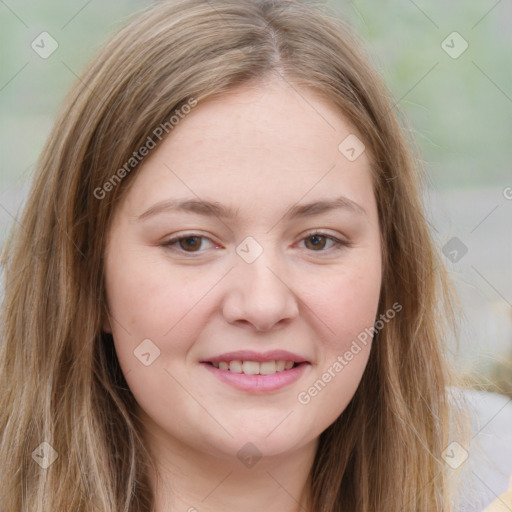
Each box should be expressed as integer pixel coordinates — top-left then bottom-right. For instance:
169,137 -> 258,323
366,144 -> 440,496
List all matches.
161,231 -> 348,256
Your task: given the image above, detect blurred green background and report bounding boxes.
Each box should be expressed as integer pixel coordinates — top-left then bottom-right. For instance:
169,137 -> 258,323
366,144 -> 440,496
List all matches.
1,0 -> 511,388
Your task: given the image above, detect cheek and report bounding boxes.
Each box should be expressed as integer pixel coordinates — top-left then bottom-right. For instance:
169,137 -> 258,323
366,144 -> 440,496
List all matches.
295,268 -> 379,424
294,255 -> 381,422
307,258 -> 382,350
104,252 -> 215,368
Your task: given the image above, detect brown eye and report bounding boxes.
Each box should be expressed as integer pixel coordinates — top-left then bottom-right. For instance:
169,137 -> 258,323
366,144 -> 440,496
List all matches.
178,236 -> 203,251
304,234 -> 328,250
163,235 -> 214,253
299,232 -> 347,253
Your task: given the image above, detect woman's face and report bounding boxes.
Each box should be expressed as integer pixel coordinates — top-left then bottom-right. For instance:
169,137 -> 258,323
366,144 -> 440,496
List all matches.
103,78 -> 382,461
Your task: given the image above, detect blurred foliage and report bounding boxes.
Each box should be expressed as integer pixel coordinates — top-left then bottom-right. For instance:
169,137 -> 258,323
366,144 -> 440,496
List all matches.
331,0 -> 512,190
0,1 -> 145,189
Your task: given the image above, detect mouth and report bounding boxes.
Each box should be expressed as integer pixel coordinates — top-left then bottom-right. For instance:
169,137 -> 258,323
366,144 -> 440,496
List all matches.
204,360 -> 304,375
200,357 -> 310,392
200,350 -> 311,392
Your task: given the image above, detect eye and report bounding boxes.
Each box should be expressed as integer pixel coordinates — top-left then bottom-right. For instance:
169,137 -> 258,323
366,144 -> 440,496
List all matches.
162,234 -> 216,253
298,231 -> 347,252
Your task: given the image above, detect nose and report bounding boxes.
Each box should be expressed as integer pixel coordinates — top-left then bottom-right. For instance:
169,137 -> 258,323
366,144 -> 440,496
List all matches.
221,250 -> 300,332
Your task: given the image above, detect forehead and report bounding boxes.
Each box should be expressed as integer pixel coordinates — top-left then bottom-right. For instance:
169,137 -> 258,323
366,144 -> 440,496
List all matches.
116,78 -> 376,223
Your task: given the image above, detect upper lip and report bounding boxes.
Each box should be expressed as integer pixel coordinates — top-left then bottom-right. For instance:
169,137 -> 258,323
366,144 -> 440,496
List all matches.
201,350 -> 309,364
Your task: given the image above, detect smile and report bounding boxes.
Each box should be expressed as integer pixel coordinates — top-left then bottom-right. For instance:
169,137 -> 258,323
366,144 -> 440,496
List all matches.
209,360 -> 296,374
202,361 -> 310,392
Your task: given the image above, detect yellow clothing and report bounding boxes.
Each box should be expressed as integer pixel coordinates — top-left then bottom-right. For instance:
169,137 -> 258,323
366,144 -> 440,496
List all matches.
483,475 -> 512,511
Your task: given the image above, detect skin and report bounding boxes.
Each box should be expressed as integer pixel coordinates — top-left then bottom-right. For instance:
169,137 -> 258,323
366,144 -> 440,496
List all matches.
103,75 -> 382,512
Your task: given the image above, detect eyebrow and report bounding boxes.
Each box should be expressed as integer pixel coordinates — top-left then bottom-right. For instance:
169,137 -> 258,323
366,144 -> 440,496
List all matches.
136,195 -> 366,222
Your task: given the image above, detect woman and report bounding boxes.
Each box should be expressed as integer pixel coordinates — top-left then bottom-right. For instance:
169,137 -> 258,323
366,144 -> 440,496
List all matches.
0,0 -> 478,510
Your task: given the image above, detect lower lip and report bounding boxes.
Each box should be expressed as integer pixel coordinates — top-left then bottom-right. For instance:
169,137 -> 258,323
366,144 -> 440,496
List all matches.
201,362 -> 310,392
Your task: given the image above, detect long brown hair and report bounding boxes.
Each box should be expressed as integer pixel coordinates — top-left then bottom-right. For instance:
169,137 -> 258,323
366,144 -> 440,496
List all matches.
0,0 -> 470,510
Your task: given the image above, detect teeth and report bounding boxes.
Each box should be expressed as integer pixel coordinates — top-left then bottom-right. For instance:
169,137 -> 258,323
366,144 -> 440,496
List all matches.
242,361 -> 259,375
210,360 -> 298,375
229,360 -> 242,373
259,361 -> 276,375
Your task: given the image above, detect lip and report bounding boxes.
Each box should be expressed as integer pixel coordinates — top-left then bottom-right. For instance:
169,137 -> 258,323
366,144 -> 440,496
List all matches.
200,350 -> 309,364
201,361 -> 310,392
